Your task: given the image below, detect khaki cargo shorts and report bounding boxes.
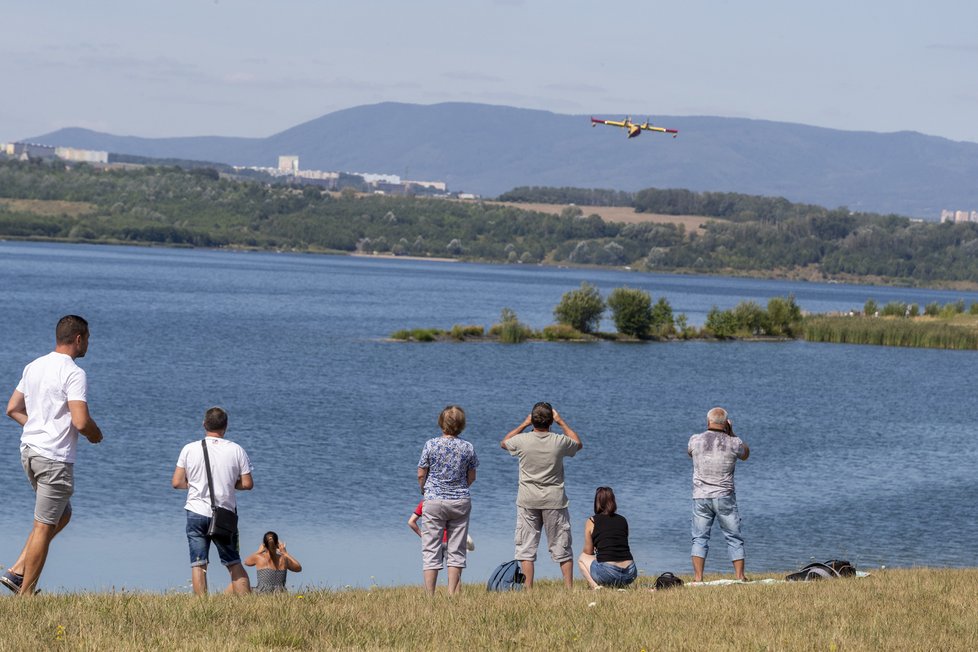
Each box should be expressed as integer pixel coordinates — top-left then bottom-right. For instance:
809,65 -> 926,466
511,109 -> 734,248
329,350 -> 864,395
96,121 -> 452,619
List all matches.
514,506 -> 573,563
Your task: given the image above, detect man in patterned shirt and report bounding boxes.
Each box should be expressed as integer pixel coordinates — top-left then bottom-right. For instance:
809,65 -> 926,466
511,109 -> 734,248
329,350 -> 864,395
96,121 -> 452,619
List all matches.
688,406 -> 750,582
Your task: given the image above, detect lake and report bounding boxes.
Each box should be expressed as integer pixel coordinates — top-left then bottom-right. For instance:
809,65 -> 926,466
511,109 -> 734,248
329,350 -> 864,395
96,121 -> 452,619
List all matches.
1,241 -> 976,592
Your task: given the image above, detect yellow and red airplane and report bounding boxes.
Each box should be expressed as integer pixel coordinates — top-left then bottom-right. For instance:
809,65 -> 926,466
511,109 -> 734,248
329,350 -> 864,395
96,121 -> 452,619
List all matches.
590,116 -> 678,139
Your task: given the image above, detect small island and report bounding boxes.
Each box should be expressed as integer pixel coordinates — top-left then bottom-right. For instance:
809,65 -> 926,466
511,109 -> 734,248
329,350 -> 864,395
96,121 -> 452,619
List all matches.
392,284 -> 978,350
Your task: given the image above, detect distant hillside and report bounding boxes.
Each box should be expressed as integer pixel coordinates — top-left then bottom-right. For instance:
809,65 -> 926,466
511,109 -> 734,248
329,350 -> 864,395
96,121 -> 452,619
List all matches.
28,102 -> 978,218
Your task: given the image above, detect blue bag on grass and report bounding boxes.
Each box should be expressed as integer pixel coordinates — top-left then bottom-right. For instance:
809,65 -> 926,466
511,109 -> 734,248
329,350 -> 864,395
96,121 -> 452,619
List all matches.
487,560 -> 525,591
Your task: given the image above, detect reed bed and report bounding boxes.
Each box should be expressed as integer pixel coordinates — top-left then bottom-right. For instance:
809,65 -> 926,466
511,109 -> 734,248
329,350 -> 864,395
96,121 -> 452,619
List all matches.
1,568 -> 976,650
803,315 -> 978,350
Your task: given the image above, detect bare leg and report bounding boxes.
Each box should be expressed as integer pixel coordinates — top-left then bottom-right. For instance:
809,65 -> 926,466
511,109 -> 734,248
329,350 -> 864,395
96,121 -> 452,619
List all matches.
423,569 -> 439,595
18,520 -> 62,595
191,565 -> 208,595
520,561 -> 535,589
228,563 -> 251,594
10,509 -> 71,577
577,553 -> 598,589
447,567 -> 463,595
733,559 -> 746,581
560,559 -> 574,589
691,555 -> 705,582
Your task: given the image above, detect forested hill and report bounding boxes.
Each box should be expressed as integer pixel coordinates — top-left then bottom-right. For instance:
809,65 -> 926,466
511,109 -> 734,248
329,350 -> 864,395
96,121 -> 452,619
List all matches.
28,102 -> 978,219
6,160 -> 978,286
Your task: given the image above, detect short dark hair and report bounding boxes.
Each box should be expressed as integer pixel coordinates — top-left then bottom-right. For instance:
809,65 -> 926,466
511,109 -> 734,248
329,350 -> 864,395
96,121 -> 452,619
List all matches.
531,402 -> 554,429
203,406 -> 228,433
56,315 -> 89,345
594,486 -> 617,515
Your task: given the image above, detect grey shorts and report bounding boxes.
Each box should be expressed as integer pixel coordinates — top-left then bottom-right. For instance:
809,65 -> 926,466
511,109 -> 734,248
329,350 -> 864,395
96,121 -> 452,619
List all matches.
21,446 -> 74,525
421,499 -> 471,570
514,506 -> 573,563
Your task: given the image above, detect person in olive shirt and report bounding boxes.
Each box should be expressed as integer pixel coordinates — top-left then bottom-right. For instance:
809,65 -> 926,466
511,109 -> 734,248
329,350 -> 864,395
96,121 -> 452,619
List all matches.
500,402 -> 582,589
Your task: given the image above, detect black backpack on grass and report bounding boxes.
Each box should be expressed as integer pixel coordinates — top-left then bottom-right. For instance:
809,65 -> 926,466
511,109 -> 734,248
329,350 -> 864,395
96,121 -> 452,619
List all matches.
653,572 -> 684,590
786,559 -> 856,581
487,560 -> 525,591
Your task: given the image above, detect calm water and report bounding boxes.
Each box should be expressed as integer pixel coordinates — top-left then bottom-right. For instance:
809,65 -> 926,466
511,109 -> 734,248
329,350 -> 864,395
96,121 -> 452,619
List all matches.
1,241 -> 977,592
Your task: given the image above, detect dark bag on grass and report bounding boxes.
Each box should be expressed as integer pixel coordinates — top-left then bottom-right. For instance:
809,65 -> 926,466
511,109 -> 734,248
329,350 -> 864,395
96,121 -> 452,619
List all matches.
487,560 -> 525,591
654,572 -> 684,590
786,559 -> 855,581
201,439 -> 239,540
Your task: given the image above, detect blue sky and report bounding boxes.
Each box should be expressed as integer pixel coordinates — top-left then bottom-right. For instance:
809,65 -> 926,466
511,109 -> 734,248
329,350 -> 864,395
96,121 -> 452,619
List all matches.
2,0 -> 977,143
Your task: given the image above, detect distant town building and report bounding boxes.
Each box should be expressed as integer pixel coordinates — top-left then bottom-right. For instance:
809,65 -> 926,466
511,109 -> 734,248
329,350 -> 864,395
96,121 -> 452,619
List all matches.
278,155 -> 299,174
941,209 -> 978,223
1,142 -> 107,164
7,142 -> 58,161
358,172 -> 400,185
238,156 -> 451,195
405,180 -> 448,192
55,147 -> 108,163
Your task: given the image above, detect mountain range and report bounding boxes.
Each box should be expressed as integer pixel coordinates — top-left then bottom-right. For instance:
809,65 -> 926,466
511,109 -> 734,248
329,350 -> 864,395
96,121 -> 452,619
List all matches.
28,102 -> 978,218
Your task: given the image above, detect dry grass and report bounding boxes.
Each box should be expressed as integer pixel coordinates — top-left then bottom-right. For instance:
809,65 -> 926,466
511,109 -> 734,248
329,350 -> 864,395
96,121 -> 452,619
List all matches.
485,200 -> 719,229
0,568 -> 975,650
0,198 -> 97,218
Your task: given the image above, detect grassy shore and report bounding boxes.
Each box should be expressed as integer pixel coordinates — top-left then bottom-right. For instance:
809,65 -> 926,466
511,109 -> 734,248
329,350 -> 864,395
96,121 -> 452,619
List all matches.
804,314 -> 978,349
1,568 -> 976,650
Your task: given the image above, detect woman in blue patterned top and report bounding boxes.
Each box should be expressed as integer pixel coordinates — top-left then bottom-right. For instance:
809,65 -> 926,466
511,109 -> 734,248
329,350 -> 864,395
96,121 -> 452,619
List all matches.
417,405 -> 479,595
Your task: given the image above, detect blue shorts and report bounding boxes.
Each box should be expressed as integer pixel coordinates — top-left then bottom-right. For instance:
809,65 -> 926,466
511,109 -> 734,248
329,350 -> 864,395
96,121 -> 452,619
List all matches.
590,560 -> 638,587
185,510 -> 241,568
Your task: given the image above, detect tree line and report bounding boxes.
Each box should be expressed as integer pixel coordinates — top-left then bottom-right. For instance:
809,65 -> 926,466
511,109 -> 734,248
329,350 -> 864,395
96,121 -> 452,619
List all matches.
5,160 -> 978,284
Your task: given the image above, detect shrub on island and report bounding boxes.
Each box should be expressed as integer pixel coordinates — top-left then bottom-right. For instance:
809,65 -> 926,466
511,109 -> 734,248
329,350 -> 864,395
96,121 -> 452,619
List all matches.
391,328 -> 444,342
489,308 -> 533,344
450,324 -> 485,340
541,323 -> 587,341
607,287 -> 653,337
554,282 -> 605,333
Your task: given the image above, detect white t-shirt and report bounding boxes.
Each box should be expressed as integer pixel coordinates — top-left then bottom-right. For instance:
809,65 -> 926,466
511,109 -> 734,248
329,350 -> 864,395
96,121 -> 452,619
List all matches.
176,437 -> 254,517
16,351 -> 88,463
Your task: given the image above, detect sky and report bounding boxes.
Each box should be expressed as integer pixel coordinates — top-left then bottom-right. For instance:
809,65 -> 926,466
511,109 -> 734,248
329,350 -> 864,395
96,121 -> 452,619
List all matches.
2,0 -> 978,143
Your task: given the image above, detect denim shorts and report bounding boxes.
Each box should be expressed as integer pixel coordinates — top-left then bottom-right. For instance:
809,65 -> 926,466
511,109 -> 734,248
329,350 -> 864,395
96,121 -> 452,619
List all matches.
185,510 -> 241,567
590,560 -> 637,587
691,494 -> 744,561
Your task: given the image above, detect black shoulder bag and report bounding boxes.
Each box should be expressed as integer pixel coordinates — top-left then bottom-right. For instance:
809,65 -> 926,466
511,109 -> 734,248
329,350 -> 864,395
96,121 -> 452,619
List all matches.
201,439 -> 239,540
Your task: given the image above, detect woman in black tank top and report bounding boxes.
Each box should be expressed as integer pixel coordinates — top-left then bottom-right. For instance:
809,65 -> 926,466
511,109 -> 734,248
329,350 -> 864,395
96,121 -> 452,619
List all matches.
577,487 -> 638,589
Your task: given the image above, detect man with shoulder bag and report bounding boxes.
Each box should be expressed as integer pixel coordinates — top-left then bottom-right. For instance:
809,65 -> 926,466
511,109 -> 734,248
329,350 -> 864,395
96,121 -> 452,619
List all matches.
172,406 -> 254,595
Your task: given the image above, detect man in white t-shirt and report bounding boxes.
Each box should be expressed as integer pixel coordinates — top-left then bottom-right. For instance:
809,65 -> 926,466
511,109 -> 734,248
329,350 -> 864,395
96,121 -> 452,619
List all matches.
3,315 -> 104,596
171,406 -> 254,595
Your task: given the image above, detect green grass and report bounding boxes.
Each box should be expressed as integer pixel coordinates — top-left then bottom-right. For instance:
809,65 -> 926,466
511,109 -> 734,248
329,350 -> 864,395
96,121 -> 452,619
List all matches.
389,328 -> 445,342
804,315 -> 978,349
0,569 -> 976,650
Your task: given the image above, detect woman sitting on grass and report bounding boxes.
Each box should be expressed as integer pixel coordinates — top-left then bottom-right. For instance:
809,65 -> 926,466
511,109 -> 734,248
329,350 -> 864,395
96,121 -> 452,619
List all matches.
578,486 -> 637,589
244,531 -> 302,593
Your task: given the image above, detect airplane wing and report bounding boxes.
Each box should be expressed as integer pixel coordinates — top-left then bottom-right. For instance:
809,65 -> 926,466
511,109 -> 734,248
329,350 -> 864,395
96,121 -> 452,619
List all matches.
591,117 -> 627,128
641,124 -> 679,135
